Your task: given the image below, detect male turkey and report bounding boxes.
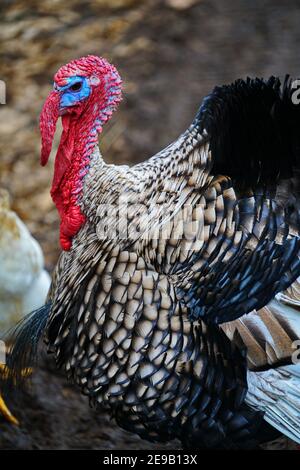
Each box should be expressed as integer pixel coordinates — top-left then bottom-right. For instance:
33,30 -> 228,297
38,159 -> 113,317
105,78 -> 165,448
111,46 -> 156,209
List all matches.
6,56 -> 300,449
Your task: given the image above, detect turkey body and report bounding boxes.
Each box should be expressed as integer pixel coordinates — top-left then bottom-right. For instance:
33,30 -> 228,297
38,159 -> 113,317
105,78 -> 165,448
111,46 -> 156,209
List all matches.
8,59 -> 300,449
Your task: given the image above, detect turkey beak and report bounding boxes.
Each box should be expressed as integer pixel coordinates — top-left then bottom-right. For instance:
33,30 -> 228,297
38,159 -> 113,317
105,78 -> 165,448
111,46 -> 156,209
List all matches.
40,90 -> 60,166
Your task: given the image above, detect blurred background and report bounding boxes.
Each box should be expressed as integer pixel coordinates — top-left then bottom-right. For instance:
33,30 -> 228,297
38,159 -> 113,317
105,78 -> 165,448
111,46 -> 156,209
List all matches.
0,0 -> 300,450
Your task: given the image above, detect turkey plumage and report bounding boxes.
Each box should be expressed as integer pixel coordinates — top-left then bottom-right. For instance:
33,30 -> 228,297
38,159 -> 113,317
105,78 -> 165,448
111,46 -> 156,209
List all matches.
5,56 -> 300,449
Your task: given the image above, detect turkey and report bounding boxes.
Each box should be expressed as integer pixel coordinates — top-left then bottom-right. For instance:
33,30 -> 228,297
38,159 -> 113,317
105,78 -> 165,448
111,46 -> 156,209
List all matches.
4,55 -> 300,449
0,189 -> 50,425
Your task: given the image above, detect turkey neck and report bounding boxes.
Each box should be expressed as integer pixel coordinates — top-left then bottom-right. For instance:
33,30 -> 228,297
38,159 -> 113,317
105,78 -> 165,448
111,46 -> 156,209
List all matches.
51,108 -> 104,251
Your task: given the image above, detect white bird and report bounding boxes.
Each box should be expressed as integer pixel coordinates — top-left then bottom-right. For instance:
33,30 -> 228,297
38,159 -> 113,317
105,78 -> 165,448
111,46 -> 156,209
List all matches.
0,189 -> 50,424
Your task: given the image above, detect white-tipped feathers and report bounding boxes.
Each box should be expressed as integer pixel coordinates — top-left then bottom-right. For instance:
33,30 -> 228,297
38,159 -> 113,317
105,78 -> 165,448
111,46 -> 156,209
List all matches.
247,365 -> 300,444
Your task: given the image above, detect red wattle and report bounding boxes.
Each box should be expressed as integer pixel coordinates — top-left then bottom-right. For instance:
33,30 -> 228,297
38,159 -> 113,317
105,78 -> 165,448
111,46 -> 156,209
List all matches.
50,114 -> 87,252
51,114 -> 74,196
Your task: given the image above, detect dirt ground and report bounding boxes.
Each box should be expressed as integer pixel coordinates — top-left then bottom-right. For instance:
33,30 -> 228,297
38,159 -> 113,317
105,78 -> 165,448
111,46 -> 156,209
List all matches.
1,0 -> 300,450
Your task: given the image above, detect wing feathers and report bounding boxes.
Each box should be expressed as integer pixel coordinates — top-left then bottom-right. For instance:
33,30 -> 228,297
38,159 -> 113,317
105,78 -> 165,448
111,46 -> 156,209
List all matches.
174,77 -> 300,324
222,288 -> 300,371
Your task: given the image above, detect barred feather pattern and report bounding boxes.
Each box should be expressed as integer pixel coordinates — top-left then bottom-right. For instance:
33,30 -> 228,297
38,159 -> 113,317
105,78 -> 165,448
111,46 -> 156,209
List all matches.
47,241 -> 264,448
43,76 -> 300,447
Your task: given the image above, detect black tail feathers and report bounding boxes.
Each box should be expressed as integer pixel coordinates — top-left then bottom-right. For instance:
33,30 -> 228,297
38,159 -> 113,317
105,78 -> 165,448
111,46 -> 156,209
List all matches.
196,75 -> 300,187
0,302 -> 51,392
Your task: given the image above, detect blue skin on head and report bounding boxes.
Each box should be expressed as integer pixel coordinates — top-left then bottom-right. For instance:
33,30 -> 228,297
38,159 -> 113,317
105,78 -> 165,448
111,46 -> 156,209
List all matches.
56,76 -> 91,108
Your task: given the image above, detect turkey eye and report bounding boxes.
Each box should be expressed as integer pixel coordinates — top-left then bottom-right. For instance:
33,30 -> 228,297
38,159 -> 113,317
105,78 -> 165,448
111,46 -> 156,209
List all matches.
70,82 -> 82,92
